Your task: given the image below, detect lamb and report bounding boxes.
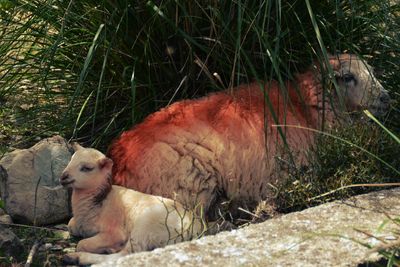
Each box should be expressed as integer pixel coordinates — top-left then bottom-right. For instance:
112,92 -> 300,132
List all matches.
60,143 -> 203,265
108,54 -> 391,219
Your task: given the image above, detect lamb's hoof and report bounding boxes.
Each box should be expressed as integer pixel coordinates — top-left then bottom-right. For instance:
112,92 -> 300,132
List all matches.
63,252 -> 80,265
205,220 -> 237,235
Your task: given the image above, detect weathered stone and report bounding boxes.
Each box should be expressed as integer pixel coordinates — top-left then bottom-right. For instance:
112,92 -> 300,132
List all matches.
0,136 -> 73,225
0,225 -> 23,259
0,214 -> 12,224
39,243 -> 53,252
95,188 -> 400,267
0,207 -> 13,224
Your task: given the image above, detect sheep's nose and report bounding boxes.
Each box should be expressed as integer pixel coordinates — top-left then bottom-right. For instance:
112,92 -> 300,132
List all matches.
380,91 -> 390,104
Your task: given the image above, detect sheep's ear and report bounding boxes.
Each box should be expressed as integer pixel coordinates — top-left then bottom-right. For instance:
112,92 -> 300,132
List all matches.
333,70 -> 341,78
328,57 -> 341,71
71,142 -> 84,152
98,157 -> 113,170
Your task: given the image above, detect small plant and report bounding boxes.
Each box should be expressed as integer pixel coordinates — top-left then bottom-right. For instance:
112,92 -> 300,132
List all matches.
2,223 -> 73,266
356,215 -> 400,267
357,112 -> 400,266
275,120 -> 400,213
0,253 -> 14,266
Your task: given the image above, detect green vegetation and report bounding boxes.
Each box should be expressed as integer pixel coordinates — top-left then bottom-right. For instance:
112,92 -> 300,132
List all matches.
0,1 -> 399,149
357,214 -> 400,267
0,0 -> 399,265
356,114 -> 400,267
277,122 -> 400,212
0,224 -> 70,266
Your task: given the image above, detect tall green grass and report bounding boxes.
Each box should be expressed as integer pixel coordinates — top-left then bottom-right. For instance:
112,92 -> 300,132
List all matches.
1,0 -> 399,214
1,2 -> 400,265
1,0 -> 399,150
276,121 -> 400,212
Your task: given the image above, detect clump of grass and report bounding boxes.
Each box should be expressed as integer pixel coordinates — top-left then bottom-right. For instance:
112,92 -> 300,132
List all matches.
355,113 -> 400,267
355,215 -> 400,266
276,121 -> 400,213
0,223 -> 76,266
0,225 -> 53,265
1,1 -> 399,151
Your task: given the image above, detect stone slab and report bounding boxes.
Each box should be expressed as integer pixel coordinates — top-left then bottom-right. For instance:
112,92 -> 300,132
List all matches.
95,188 -> 400,267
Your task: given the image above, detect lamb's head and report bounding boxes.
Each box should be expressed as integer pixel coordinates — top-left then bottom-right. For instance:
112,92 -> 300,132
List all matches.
329,54 -> 390,117
60,143 -> 113,190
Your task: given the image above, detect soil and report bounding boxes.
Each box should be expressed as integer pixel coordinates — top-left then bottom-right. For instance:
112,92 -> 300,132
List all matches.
2,223 -> 77,267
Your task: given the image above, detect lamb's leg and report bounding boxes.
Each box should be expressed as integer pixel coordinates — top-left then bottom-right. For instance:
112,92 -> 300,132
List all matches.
173,157 -> 219,216
205,220 -> 236,235
64,250 -> 129,265
64,235 -> 140,265
67,217 -> 80,236
76,230 -> 127,254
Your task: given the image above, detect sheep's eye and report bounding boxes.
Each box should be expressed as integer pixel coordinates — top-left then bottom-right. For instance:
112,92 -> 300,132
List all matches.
80,166 -> 94,172
342,73 -> 356,84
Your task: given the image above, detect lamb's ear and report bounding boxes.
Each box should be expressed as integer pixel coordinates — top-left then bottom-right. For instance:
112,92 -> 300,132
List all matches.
71,142 -> 84,152
98,157 -> 113,170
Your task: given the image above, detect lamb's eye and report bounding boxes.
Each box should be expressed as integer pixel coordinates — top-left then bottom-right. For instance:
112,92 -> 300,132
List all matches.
342,73 -> 356,84
80,166 -> 94,172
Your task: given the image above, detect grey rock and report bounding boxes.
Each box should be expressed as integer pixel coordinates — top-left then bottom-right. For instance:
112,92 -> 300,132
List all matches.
0,214 -> 12,224
95,188 -> 400,267
0,224 -> 23,259
39,243 -> 53,252
0,136 -> 73,225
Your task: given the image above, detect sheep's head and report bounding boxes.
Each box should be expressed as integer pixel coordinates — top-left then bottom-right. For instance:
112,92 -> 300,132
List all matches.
60,143 -> 113,190
329,54 -> 390,117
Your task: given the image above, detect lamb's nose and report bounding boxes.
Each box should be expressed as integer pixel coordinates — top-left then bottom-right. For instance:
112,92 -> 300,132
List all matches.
60,172 -> 69,182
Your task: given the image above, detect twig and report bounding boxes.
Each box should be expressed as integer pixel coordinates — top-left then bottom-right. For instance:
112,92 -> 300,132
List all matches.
0,222 -> 58,232
369,239 -> 400,255
382,211 -> 400,227
25,240 -> 41,267
355,228 -> 388,244
237,207 -> 260,218
308,183 -> 400,201
33,176 -> 42,227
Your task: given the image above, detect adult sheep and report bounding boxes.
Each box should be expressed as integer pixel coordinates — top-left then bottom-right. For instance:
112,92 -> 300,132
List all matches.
109,54 -> 390,219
